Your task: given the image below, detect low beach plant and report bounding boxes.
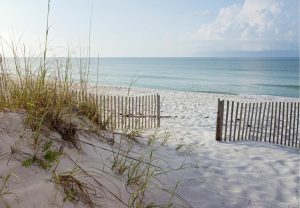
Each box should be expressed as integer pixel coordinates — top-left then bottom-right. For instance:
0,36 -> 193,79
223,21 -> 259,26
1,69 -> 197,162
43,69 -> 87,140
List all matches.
111,139 -> 134,175
110,129 -> 191,208
147,128 -> 171,146
22,140 -> 62,170
0,174 -> 13,199
123,128 -> 143,142
0,173 -> 19,208
52,168 -> 96,208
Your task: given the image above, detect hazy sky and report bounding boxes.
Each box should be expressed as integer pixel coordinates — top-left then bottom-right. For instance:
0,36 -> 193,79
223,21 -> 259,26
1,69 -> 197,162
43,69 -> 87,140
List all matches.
0,0 -> 299,57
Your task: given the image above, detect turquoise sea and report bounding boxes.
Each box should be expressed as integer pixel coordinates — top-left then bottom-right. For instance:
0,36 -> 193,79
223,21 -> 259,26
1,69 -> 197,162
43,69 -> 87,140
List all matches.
5,57 -> 300,98
82,57 -> 299,98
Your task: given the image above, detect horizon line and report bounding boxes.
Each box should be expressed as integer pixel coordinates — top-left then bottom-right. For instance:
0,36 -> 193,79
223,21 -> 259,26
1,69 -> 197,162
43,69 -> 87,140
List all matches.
2,56 -> 299,59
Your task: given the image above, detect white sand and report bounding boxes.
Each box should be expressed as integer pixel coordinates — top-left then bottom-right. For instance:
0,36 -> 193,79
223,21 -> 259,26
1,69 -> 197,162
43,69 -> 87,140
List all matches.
97,86 -> 300,208
0,112 -> 132,208
0,111 -> 181,207
0,87 -> 299,208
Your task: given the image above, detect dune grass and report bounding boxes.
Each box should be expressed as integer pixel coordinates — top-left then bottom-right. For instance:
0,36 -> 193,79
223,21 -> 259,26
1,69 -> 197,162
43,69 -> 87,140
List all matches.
0,1 -> 192,207
0,54 -> 189,207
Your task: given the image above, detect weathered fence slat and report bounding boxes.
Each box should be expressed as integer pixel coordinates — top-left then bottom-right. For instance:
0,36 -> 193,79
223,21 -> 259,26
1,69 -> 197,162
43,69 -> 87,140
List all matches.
284,103 -> 289,146
157,94 -> 160,127
249,103 -> 255,140
224,101 -> 229,141
118,96 -> 120,129
135,96 -> 138,128
110,96 -> 113,126
131,96 -> 134,128
138,96 -> 141,129
229,101 -> 234,141
154,94 -> 156,128
233,102 -> 239,141
146,95 -> 148,128
256,103 -> 262,141
281,103 -> 285,145
269,102 -> 274,143
245,103 -> 252,140
147,95 -> 150,129
249,103 -> 257,140
144,96 -> 146,128
103,95 -> 106,123
237,103 -> 243,141
296,103 -> 300,148
149,95 -> 152,129
251,103 -> 258,140
272,102 -> 278,143
276,102 -> 281,144
135,96 -> 138,129
288,103 -> 293,146
241,103 -> 248,141
264,102 -> 270,142
150,95 -> 152,128
152,94 -> 155,128
292,102 -> 296,147
128,97 -> 131,129
113,96 -> 116,128
130,96 -> 132,128
148,95 -> 151,128
141,96 -> 143,128
109,95 -> 112,124
260,103 -> 267,142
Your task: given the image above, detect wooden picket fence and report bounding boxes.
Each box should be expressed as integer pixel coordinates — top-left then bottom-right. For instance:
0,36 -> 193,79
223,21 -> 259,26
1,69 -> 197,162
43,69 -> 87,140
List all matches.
73,91 -> 161,130
216,99 -> 300,148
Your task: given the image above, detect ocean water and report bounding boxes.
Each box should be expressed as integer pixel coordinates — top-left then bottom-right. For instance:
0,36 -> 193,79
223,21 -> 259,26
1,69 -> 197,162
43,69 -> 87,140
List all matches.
83,57 -> 299,98
5,57 -> 300,98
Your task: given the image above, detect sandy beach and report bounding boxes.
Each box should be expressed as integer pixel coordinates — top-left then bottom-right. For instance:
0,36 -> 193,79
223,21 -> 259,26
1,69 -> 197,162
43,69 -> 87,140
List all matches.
1,0 -> 299,207
98,86 -> 300,208
0,86 -> 299,208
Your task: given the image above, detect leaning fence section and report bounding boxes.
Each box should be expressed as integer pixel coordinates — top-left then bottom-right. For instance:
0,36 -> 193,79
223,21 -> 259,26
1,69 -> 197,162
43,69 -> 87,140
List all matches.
73,91 -> 160,130
216,99 -> 300,148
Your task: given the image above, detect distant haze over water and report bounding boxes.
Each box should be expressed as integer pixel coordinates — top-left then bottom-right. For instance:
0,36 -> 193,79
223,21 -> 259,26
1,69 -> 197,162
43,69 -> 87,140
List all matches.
6,57 -> 300,98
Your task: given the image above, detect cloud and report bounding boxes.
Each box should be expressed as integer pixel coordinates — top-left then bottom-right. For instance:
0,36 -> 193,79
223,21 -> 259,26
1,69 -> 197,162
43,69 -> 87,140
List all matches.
193,0 -> 298,52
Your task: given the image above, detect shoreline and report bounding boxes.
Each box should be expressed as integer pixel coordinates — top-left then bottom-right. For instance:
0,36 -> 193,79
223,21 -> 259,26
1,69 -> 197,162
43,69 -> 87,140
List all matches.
92,84 -> 300,101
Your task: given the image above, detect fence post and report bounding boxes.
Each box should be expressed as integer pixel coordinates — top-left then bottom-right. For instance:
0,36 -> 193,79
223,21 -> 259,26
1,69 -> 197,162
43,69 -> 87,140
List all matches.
216,99 -> 224,141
